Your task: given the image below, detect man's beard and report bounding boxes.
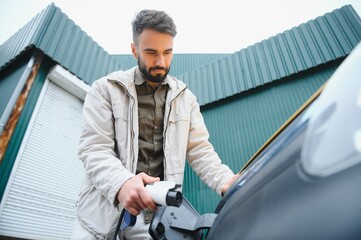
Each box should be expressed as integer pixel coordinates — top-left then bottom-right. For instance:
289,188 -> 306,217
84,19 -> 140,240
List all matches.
138,58 -> 170,83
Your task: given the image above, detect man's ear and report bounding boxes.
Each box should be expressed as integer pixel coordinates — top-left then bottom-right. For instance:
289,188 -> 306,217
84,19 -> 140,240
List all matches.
131,43 -> 137,59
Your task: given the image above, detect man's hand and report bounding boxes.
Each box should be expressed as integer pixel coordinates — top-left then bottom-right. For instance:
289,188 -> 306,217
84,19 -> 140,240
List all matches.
117,172 -> 160,216
221,173 -> 241,196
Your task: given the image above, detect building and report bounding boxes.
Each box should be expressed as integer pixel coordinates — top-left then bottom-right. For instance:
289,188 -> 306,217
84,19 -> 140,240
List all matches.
0,3 -> 360,239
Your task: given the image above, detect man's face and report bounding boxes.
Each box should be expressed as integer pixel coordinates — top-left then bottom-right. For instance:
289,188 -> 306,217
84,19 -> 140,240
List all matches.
131,29 -> 174,85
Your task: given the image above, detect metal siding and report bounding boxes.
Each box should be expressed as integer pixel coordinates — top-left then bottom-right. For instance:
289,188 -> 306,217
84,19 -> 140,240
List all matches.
230,53 -> 246,92
240,50 -> 253,89
0,3 -> 122,84
183,60 -> 342,214
332,11 -> 356,51
0,7 -> 45,69
178,5 -> 361,106
285,30 -> 303,71
206,65 -> 215,104
214,61 -> 223,100
219,58 -> 229,95
224,56 -> 238,95
342,6 -> 361,42
53,20 -> 72,63
70,32 -> 88,74
253,43 -> 269,83
77,38 -> 93,78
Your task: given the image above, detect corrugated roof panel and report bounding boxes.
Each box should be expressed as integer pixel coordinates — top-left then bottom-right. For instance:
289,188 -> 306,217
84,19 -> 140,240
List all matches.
246,47 -> 259,87
228,54 -> 243,93
45,9 -> 68,55
279,34 -> 296,74
293,25 -> 314,69
227,55 -> 239,92
59,25 -> 78,67
0,6 -> 46,69
177,5 -> 361,106
306,21 -> 325,65
204,65 -> 214,104
77,39 -> 94,79
220,57 -> 237,96
268,36 -> 285,78
83,45 -> 101,81
284,30 -> 304,72
342,6 -> 361,41
0,3 -> 122,84
52,20 -> 73,62
36,7 -> 59,52
317,14 -> 341,59
253,43 -> 270,84
213,61 -> 224,101
333,9 -> 357,51
69,32 -> 88,74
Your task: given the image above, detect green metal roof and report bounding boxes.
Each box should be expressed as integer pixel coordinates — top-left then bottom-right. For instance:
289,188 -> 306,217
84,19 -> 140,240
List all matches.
178,4 -> 361,106
1,4 -> 359,93
0,3 -> 121,84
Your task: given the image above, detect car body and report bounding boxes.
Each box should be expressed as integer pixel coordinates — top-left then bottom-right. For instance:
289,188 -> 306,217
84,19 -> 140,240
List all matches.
207,41 -> 361,240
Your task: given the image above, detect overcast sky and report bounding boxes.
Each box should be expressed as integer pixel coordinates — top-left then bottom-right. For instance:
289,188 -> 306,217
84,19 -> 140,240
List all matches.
0,0 -> 360,54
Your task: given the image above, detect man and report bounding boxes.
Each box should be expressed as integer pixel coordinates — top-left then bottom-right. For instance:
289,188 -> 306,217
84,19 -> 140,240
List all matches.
72,9 -> 239,239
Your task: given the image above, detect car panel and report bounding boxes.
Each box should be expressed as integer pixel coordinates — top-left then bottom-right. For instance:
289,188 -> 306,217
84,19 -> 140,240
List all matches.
207,42 -> 361,239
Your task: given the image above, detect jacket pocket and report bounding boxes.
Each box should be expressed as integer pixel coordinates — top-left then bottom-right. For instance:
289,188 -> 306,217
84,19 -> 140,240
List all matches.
76,182 -> 118,237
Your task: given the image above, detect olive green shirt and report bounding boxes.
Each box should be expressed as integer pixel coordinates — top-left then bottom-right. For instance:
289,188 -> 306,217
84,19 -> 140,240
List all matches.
134,69 -> 168,181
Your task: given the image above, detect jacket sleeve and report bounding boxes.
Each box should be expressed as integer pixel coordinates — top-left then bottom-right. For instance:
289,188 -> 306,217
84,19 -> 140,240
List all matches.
78,79 -> 134,206
186,92 -> 235,195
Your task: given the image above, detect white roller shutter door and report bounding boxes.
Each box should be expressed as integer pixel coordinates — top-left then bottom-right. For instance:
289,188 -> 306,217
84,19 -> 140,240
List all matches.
0,79 -> 85,239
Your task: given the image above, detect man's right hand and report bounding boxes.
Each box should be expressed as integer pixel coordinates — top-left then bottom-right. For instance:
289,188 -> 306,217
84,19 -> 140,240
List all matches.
117,172 -> 160,216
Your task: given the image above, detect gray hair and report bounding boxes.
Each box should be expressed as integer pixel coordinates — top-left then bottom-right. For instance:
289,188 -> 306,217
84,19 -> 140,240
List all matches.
131,9 -> 177,44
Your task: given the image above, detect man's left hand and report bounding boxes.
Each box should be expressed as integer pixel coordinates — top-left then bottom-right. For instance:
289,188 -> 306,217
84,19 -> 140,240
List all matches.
221,173 -> 241,196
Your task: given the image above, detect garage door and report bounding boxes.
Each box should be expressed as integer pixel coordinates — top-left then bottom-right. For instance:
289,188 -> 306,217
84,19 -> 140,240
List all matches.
0,79 -> 85,239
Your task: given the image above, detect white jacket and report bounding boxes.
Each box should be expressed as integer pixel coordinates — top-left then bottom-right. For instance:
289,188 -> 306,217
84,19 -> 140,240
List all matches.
75,67 -> 234,239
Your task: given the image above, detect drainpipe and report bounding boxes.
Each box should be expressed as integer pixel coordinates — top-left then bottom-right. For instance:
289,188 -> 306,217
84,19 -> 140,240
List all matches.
0,53 -> 37,136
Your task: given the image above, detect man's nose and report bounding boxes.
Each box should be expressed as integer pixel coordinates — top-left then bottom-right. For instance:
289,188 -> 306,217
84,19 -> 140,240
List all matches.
155,55 -> 165,67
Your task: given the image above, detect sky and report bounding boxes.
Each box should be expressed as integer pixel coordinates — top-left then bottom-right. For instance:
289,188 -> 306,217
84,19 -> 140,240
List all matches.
0,0 -> 360,54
